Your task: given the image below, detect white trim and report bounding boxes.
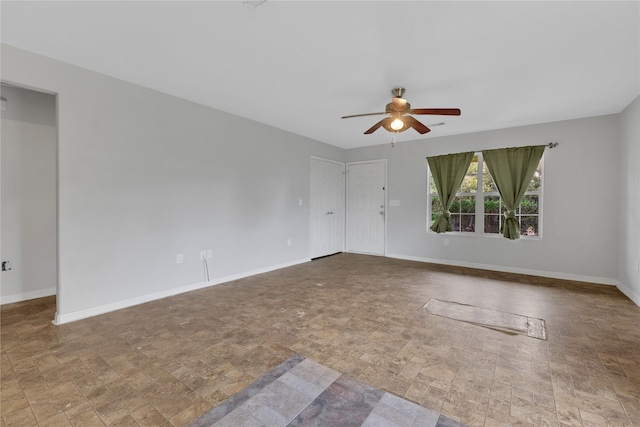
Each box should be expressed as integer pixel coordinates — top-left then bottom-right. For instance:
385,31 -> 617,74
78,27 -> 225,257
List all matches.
0,287 -> 56,305
617,282 -> 640,307
52,258 -> 310,325
346,250 -> 385,257
386,253 -> 619,286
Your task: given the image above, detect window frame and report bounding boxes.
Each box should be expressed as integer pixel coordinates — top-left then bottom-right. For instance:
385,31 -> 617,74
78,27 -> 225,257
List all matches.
427,152 -> 544,239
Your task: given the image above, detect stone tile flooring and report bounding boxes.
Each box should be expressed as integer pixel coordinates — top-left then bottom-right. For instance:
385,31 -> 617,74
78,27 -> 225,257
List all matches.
189,355 -> 460,427
2,253 -> 640,426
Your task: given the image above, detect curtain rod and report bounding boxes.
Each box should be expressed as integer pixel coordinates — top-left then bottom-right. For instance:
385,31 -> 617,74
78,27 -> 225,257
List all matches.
427,143 -> 558,160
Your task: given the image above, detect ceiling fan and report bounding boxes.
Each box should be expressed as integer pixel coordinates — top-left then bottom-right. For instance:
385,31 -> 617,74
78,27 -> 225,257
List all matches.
341,87 -> 461,135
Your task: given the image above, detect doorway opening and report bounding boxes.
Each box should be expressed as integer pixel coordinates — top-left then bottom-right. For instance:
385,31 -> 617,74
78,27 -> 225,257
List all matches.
1,83 -> 58,313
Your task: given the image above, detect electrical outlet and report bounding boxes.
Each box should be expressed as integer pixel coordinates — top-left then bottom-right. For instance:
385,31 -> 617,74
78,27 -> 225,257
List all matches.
200,251 -> 206,260
176,254 -> 184,264
287,238 -> 292,246
206,250 -> 213,259
443,238 -> 450,246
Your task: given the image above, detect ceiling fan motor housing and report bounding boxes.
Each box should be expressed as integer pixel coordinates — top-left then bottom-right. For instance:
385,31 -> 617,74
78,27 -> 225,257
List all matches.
385,101 -> 410,114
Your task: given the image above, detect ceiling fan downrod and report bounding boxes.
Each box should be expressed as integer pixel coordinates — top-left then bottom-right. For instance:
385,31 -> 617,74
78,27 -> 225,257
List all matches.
391,87 -> 405,98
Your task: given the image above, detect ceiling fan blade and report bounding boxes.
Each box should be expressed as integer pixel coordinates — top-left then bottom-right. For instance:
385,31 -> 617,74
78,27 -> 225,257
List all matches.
364,117 -> 392,134
341,112 -> 386,119
410,108 -> 461,116
403,116 -> 431,134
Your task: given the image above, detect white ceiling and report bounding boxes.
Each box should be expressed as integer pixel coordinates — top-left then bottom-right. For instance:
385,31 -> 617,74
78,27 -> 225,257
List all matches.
1,1 -> 638,149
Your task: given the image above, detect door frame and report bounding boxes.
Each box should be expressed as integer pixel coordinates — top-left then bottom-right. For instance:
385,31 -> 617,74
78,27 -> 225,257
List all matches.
345,159 -> 388,256
309,156 -> 346,258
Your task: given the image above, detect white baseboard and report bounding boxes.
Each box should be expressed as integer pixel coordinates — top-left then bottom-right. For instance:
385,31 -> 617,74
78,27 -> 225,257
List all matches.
41,254 -> 640,324
386,253 -> 619,286
0,287 -> 56,305
616,282 -> 640,307
387,253 -> 640,307
53,258 -> 310,325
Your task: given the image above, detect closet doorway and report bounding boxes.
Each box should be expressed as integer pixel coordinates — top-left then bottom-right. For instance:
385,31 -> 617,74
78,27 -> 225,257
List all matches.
1,83 -> 58,306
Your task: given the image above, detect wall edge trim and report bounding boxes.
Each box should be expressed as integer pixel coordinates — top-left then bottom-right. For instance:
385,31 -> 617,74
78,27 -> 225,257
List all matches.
52,258 -> 310,325
616,282 -> 640,307
386,253 -> 620,286
0,287 -> 56,305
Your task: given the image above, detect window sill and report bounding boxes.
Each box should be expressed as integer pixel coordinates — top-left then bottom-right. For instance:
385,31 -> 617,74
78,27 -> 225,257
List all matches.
426,230 -> 542,240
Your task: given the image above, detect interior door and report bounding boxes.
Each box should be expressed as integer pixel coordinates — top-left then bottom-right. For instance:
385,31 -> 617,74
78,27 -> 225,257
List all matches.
346,160 -> 386,255
309,158 -> 345,259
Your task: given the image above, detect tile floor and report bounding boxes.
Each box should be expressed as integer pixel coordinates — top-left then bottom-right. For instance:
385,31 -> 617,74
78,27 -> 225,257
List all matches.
2,253 -> 640,426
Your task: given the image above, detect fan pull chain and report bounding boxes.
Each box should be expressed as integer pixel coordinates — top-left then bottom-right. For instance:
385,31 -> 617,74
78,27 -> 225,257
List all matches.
391,135 -> 396,147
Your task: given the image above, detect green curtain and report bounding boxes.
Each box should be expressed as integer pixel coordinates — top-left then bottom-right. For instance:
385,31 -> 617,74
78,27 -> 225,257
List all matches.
483,145 -> 545,240
427,152 -> 474,233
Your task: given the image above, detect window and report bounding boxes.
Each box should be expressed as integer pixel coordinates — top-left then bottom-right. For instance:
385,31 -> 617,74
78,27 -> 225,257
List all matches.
428,153 -> 543,237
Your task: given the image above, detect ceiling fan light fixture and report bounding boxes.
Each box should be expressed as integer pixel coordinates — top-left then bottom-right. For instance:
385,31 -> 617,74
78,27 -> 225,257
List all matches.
390,117 -> 405,131
382,116 -> 408,133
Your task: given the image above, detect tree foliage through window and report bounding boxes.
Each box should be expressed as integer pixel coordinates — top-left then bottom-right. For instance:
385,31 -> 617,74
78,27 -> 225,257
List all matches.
429,154 -> 542,237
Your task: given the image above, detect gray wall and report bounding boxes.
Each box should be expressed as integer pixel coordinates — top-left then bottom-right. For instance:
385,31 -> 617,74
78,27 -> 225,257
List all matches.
2,43 -> 637,320
1,44 -> 344,323
1,85 -> 57,303
619,95 -> 640,304
346,115 -> 621,285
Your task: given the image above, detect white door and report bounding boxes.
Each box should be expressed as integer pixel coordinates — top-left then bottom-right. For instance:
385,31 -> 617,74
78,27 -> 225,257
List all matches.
346,160 -> 386,255
310,158 -> 345,259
